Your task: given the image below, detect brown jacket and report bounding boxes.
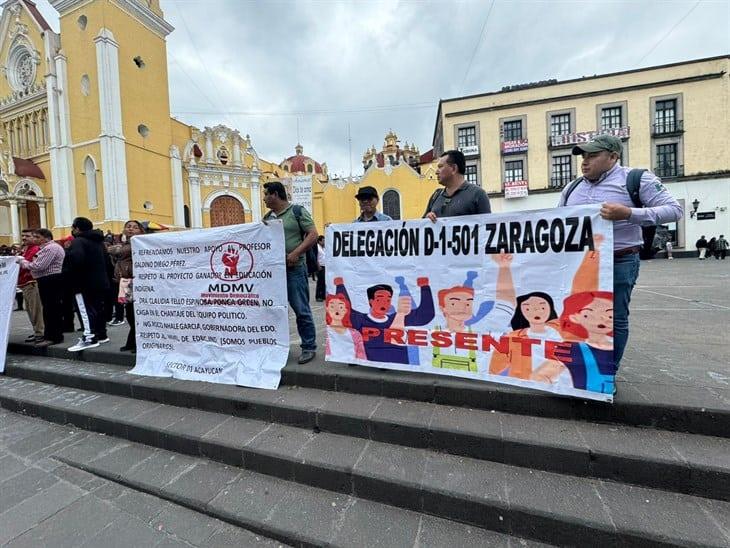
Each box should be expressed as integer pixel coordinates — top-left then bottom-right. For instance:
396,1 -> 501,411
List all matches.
109,243 -> 133,281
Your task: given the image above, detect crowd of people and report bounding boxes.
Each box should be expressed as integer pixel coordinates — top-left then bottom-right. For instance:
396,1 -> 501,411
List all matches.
695,235 -> 729,260
5,135 -> 689,380
11,218 -> 145,353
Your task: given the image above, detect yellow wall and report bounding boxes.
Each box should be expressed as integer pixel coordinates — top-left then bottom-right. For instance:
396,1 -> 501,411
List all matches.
440,56 -> 730,194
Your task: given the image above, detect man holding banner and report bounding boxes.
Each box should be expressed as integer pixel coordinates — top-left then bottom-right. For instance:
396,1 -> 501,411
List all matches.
424,149 -> 491,221
263,181 -> 318,364
560,134 -> 683,367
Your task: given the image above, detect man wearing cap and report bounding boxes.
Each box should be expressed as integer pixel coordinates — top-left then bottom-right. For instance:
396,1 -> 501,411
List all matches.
354,186 -> 392,222
558,134 -> 682,369
424,149 -> 491,221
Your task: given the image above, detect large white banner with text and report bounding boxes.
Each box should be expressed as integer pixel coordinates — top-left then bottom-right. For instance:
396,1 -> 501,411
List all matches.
0,257 -> 19,374
130,222 -> 289,389
325,205 -> 616,402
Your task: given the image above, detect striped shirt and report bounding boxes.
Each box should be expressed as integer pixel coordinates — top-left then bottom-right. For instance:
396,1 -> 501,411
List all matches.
21,241 -> 65,278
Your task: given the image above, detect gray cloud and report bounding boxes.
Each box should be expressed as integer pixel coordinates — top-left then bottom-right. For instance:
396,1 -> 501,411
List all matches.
34,0 -> 729,175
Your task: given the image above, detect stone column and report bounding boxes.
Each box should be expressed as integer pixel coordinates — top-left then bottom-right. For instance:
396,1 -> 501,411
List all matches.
39,203 -> 47,229
8,200 -> 20,243
232,132 -> 242,167
250,177 -> 262,222
189,171 -> 203,228
204,129 -> 214,164
169,145 -> 185,227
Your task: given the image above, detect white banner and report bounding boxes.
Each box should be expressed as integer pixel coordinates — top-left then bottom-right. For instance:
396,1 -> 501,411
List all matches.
290,175 -> 313,213
0,257 -> 19,374
326,205 -> 616,402
129,222 -> 289,389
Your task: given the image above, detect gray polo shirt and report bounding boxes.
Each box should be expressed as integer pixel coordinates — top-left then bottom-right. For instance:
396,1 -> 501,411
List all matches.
423,182 -> 491,218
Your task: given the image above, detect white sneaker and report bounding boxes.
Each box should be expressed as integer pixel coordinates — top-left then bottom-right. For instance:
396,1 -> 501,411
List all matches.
108,320 -> 125,326
68,339 -> 100,352
96,338 -> 110,344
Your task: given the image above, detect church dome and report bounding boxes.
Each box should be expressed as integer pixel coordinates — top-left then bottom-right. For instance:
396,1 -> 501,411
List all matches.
281,144 -> 324,174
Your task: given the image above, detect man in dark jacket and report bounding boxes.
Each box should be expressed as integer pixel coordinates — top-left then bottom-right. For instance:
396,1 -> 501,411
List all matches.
64,217 -> 110,351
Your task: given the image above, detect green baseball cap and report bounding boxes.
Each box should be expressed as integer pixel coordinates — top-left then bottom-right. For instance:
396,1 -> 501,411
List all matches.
572,134 -> 623,155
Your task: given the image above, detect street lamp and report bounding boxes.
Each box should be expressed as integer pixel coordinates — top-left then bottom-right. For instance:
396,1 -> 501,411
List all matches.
690,198 -> 700,218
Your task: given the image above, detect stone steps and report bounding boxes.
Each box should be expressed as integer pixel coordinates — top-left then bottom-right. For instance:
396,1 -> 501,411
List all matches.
8,342 -> 730,438
4,357 -> 729,501
0,370 -> 728,547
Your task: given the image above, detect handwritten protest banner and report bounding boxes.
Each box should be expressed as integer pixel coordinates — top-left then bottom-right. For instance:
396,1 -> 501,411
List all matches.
325,204 -> 616,402
0,257 -> 19,374
130,222 -> 289,389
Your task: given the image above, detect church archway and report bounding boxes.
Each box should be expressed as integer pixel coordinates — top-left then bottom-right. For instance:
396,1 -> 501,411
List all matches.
210,195 -> 245,227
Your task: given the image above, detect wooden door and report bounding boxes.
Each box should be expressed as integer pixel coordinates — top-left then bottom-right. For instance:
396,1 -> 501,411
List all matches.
25,201 -> 40,229
210,196 -> 245,227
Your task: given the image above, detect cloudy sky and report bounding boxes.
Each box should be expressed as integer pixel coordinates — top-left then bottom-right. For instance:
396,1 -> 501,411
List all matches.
35,0 -> 729,176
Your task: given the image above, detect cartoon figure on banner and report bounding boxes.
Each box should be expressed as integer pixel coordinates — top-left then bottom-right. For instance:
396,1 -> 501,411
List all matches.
489,234 -> 615,391
531,291 -> 615,394
324,294 -> 366,360
333,276 -> 435,365
430,252 -> 516,372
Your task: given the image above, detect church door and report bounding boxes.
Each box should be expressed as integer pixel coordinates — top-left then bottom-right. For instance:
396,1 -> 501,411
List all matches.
25,192 -> 40,228
210,196 -> 245,227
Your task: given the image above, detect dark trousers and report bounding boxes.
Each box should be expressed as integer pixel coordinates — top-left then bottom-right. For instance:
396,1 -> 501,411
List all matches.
106,281 -> 124,322
37,274 -> 64,343
315,267 -> 326,301
75,291 -> 107,343
125,303 -> 136,349
62,287 -> 81,332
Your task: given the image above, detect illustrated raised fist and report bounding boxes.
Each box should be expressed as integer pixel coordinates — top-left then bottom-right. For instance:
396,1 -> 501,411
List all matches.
334,277 -> 344,286
491,251 -> 513,265
416,277 -> 429,287
222,245 -> 240,277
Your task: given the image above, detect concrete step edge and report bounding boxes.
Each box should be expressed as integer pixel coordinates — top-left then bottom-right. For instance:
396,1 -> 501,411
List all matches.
8,343 -> 730,438
5,357 -> 729,502
0,377 -> 728,547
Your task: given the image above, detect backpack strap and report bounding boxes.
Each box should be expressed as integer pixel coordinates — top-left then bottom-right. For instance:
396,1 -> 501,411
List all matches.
561,177 -> 584,206
626,168 -> 647,208
424,188 -> 445,216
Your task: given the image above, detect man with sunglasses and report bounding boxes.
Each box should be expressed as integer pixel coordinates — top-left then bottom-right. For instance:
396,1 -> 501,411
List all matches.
424,149 -> 491,220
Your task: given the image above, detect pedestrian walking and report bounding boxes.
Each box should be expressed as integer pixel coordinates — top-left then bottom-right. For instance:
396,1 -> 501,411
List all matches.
696,235 -> 708,260
262,181 -> 319,364
559,134 -> 682,370
717,235 -> 729,260
708,237 -> 717,260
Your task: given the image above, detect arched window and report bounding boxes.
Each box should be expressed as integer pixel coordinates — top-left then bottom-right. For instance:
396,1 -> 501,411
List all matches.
307,164 -> 313,173
382,189 -> 400,220
84,156 -> 98,209
184,205 -> 191,228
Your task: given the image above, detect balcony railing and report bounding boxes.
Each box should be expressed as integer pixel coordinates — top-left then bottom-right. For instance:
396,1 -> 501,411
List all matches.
550,175 -> 573,189
652,120 -> 684,136
654,164 -> 684,178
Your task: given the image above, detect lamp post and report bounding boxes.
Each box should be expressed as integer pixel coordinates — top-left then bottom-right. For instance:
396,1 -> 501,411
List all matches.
690,199 -> 700,218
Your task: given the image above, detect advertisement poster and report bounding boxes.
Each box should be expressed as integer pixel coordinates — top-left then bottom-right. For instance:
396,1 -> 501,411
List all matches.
289,175 -> 313,214
130,222 -> 289,389
325,205 -> 616,402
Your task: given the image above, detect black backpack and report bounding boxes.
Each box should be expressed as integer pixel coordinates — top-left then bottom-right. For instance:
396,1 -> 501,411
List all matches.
563,168 -> 658,260
292,205 -> 319,274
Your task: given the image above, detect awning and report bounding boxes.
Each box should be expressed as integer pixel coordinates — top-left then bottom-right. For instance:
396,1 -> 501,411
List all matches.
12,157 -> 45,179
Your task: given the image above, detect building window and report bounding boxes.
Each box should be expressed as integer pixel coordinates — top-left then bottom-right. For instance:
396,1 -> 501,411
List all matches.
382,190 -> 401,220
654,99 -> 677,134
184,205 -> 191,228
465,164 -> 478,186
502,120 -> 522,141
551,155 -> 572,188
306,164 -> 313,173
84,156 -> 98,209
656,143 -> 680,177
550,113 -> 570,136
601,106 -> 622,130
504,160 -> 523,182
457,126 -> 476,148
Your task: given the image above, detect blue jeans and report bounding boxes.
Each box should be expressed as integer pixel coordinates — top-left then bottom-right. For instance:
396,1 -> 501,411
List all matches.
286,264 -> 316,352
613,252 -> 640,367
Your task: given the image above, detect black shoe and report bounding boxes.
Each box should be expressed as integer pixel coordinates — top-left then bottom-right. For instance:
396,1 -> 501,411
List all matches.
120,345 -> 133,352
298,350 -> 316,364
24,335 -> 37,342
